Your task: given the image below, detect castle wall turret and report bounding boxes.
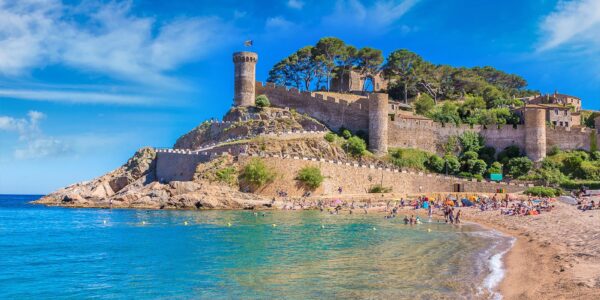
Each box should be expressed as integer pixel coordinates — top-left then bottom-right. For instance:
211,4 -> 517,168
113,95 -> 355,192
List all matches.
524,107 -> 547,162
368,93 -> 388,155
233,52 -> 258,107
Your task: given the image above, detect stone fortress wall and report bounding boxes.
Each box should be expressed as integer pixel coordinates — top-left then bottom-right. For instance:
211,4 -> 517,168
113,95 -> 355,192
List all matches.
256,81 -> 370,133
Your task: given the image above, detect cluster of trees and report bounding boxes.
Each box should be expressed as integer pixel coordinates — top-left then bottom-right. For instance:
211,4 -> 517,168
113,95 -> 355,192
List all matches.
389,132 -> 534,180
268,37 -> 536,104
415,94 -> 523,126
523,147 -> 600,188
268,37 -> 383,92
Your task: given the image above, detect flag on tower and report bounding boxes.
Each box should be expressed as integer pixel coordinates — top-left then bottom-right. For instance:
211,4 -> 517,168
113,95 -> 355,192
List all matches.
244,40 -> 253,47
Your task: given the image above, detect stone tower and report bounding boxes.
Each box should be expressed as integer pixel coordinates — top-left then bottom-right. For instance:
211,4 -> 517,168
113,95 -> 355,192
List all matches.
233,51 -> 258,107
368,93 -> 389,155
524,106 -> 547,162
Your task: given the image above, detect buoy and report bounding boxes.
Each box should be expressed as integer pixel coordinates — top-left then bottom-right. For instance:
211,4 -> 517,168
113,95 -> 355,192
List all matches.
321,225 -> 325,229
184,221 -> 189,226
373,227 -> 377,231
227,222 -> 232,227
103,220 -> 107,224
427,228 -> 432,232
142,221 -> 146,225
272,224 -> 277,227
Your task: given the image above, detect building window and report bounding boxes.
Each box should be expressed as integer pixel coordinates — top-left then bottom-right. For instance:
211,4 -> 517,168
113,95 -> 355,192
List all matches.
559,121 -> 563,126
565,122 -> 569,127
564,110 -> 567,116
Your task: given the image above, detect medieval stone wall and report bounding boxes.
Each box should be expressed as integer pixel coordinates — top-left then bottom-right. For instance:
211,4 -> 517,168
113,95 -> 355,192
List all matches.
388,118 -> 527,154
546,126 -> 595,151
256,81 -> 370,132
240,155 -> 528,197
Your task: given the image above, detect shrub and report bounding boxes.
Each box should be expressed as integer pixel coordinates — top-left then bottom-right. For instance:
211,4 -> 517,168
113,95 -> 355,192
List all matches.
390,148 -> 430,170
473,174 -> 484,181
591,151 -> 600,161
478,146 -> 496,164
426,155 -> 445,173
459,132 -> 484,153
505,157 -> 533,178
524,187 -> 562,197
561,155 -> 584,177
255,95 -> 270,108
215,167 -> 236,185
324,132 -> 336,143
296,166 -> 324,189
497,145 -> 521,164
339,127 -> 352,139
444,155 -> 461,174
560,180 -> 600,190
344,136 -> 367,157
368,184 -> 392,193
547,145 -> 561,156
458,172 -> 473,178
414,93 -> 435,115
466,159 -> 487,175
487,161 -> 503,175
461,151 -> 479,162
240,158 -> 276,188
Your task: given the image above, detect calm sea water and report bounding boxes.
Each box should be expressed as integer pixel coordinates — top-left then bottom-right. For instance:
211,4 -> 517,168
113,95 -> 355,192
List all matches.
0,195 -> 512,299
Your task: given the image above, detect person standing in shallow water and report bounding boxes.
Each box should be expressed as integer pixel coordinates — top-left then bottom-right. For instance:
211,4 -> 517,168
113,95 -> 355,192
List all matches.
455,209 -> 461,224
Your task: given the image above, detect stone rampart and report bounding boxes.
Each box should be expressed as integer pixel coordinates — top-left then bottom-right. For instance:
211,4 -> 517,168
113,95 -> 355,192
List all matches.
256,81 -> 369,132
239,154 -> 529,196
546,126 -> 596,151
388,117 -> 526,154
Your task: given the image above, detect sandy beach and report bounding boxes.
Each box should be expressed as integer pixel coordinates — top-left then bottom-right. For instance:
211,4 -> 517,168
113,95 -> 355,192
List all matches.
461,202 -> 600,299
287,195 -> 600,299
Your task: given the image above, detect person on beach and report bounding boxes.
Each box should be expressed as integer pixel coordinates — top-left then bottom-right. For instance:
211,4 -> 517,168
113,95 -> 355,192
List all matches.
448,207 -> 454,224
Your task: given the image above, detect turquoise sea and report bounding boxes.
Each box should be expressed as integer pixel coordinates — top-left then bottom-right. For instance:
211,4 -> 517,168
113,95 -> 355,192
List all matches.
0,195 -> 512,299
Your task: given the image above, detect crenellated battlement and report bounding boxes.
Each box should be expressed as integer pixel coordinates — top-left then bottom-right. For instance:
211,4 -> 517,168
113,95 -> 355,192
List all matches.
256,81 -> 370,113
255,81 -> 370,132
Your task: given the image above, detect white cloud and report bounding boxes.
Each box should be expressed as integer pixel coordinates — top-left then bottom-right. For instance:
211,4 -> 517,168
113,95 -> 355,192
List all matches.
324,0 -> 419,32
287,0 -> 305,10
0,87 -> 157,105
538,0 -> 600,52
0,110 -> 70,159
0,0 -> 233,86
266,16 -> 296,31
14,137 -> 70,159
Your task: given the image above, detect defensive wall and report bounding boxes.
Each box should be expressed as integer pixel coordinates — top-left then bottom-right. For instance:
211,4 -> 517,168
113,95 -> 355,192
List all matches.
388,117 -> 597,155
154,147 -> 530,194
240,154 -> 529,196
256,81 -> 370,133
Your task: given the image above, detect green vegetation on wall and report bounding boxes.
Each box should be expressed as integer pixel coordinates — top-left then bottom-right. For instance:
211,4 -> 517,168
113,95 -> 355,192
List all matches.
296,166 -> 324,189
240,158 -> 276,188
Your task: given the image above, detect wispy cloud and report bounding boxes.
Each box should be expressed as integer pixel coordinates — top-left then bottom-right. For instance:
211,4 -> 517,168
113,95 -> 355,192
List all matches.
0,111 -> 70,159
538,0 -> 600,52
287,0 -> 305,10
266,16 -> 297,31
0,0 -> 234,86
323,0 -> 420,32
0,88 -> 157,105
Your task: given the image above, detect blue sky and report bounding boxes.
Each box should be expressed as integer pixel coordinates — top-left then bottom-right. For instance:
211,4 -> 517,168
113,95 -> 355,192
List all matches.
1,0 -> 599,194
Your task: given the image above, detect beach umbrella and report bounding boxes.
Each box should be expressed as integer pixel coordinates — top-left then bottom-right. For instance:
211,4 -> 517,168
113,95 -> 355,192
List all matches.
557,196 -> 577,205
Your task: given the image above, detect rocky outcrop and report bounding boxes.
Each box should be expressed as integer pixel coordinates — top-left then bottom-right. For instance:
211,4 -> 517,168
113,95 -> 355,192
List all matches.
34,147 -> 156,207
34,147 -> 271,210
174,107 -> 327,149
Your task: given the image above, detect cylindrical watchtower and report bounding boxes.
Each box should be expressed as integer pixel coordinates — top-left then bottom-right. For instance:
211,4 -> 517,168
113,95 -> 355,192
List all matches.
233,51 -> 258,107
368,93 -> 389,155
524,106 -> 547,162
